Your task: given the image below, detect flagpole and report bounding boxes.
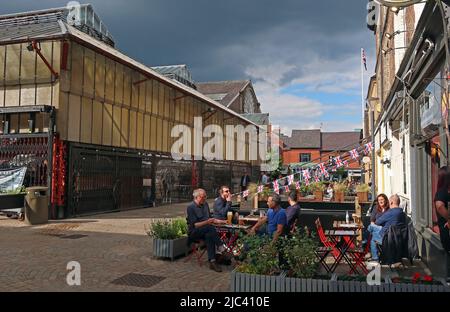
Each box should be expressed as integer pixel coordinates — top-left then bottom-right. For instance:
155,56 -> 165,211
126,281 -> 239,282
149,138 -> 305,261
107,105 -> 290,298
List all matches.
361,48 -> 365,130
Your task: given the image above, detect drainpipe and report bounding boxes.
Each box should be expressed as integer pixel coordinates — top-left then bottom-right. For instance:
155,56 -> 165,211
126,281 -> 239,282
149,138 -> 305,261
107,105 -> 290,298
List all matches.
47,108 -> 55,219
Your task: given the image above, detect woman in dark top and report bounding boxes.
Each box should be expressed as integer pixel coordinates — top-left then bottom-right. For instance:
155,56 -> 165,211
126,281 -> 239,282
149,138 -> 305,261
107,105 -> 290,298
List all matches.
433,166 -> 450,253
371,193 -> 390,222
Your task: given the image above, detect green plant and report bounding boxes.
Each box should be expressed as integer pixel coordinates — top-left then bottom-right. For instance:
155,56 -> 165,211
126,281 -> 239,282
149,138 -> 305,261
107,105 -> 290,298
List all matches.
146,218 -> 188,240
355,183 -> 370,193
310,182 -> 325,192
235,235 -> 280,276
279,232 -> 319,278
333,182 -> 347,193
299,184 -> 311,196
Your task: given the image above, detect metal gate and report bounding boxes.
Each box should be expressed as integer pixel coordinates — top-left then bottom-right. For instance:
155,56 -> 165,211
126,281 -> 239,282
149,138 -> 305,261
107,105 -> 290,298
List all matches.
68,145 -> 143,216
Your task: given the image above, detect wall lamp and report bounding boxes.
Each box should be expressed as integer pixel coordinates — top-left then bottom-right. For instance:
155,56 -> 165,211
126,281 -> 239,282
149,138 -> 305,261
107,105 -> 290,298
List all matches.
385,30 -> 413,40
381,46 -> 408,55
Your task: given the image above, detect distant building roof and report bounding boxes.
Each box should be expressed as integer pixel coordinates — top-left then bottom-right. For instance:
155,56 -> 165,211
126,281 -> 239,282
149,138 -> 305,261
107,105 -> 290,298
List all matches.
196,80 -> 250,107
321,131 -> 362,151
151,65 -> 196,89
0,4 -> 115,46
283,129 -> 321,149
240,113 -> 269,126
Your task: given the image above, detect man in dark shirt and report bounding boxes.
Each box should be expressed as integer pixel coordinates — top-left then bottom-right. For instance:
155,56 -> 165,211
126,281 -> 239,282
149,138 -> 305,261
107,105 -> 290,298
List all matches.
369,194 -> 406,262
286,191 -> 300,231
186,188 -> 226,272
213,186 -> 233,220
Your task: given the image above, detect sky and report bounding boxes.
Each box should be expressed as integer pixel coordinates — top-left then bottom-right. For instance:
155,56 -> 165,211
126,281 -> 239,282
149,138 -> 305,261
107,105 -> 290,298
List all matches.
1,0 -> 376,135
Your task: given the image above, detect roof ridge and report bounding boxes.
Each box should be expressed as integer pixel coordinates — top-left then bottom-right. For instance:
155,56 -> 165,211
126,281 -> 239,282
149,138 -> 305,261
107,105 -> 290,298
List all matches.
197,80 -> 250,85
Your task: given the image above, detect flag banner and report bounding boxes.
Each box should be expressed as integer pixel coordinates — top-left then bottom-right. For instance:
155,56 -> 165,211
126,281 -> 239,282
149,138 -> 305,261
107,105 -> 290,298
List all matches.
362,48 -> 367,71
0,167 -> 27,192
273,180 -> 279,194
304,178 -> 310,186
302,169 -> 311,180
284,186 -> 290,193
350,149 -> 360,160
296,181 -> 301,189
243,190 -> 249,198
335,156 -> 343,168
314,175 -> 320,183
364,142 -> 373,154
257,185 -> 264,193
318,163 -> 327,175
288,175 -> 294,185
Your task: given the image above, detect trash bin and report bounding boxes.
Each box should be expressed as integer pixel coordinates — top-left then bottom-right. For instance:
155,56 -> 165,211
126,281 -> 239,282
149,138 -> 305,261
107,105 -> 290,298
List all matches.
24,187 -> 49,225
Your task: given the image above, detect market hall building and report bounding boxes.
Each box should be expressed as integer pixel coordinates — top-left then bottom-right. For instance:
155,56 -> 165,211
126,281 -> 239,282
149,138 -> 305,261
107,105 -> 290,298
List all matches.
0,5 -> 263,219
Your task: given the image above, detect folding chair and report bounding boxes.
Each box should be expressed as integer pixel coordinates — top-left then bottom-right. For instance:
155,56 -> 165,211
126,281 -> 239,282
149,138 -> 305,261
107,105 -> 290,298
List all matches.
184,239 -> 207,266
315,246 -> 334,274
347,235 -> 371,275
315,218 -> 339,258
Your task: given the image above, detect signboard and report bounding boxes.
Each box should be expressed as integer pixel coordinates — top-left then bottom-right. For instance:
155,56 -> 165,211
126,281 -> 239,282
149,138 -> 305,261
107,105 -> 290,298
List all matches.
0,167 -> 27,192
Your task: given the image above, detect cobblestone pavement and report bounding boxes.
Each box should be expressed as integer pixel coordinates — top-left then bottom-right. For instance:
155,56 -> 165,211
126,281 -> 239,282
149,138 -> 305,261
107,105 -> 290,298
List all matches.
0,200 -> 433,292
0,202 -> 233,292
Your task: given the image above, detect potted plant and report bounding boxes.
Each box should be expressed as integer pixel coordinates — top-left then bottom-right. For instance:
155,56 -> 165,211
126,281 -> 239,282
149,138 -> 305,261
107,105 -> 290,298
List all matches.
146,218 -> 188,261
298,184 -> 311,199
355,183 -> 370,203
333,183 -> 347,202
310,182 -> 325,202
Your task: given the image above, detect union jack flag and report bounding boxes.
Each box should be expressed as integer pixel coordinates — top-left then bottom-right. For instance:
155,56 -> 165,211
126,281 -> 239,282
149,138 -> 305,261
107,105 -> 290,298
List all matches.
323,171 -> 329,178
288,175 -> 294,186
350,149 -> 359,160
314,175 -> 320,183
344,160 -> 349,167
284,186 -> 290,193
365,142 -> 374,154
296,181 -> 301,189
257,185 -> 264,193
335,156 -> 343,168
273,180 -> 280,194
243,190 -> 249,198
318,163 -> 327,175
302,170 -> 311,180
362,48 -> 367,71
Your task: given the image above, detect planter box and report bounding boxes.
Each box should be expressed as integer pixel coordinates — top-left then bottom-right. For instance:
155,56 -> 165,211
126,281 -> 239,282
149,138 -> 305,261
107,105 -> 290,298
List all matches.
313,191 -> 323,202
231,270 -> 286,292
0,193 -> 25,211
357,192 -> 368,203
152,237 -> 189,261
335,191 -> 344,202
385,277 -> 450,292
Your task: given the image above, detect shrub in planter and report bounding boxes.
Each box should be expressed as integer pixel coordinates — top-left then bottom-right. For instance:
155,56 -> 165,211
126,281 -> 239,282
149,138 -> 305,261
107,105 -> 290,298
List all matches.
355,184 -> 370,202
235,235 -> 280,276
310,182 -> 325,202
146,218 -> 189,260
333,183 -> 347,202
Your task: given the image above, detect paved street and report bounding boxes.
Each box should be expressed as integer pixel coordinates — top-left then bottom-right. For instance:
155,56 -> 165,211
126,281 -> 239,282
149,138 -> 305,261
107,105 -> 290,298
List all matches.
0,202 -> 234,292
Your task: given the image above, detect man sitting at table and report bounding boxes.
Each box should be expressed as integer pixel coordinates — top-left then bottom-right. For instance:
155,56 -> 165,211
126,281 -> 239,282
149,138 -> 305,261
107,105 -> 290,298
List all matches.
286,191 -> 301,232
187,188 -> 227,272
249,193 -> 288,242
368,194 -> 406,262
213,185 -> 238,221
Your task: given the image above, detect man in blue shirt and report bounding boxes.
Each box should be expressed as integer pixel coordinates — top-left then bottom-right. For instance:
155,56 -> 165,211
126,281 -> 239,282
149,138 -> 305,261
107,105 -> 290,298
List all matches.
368,194 -> 406,262
249,193 -> 287,242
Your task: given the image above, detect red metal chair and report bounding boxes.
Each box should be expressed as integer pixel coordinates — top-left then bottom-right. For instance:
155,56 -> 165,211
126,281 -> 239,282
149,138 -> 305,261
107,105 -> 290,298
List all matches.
315,218 -> 339,258
347,235 -> 371,275
184,239 -> 207,266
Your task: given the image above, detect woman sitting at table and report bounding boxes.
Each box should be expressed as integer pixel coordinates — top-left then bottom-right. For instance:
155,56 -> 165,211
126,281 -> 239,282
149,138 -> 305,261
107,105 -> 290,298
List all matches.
366,193 -> 390,261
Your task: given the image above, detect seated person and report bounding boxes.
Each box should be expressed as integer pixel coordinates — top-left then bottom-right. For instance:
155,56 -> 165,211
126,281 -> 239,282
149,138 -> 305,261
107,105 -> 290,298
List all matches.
186,188 -> 227,272
285,191 -> 301,232
213,185 -> 238,221
368,194 -> 406,262
324,184 -> 333,200
248,193 -> 287,242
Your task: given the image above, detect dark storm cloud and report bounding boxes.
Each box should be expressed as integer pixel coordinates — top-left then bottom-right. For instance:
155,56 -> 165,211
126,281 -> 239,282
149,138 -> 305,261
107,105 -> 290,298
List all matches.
0,0 -> 374,82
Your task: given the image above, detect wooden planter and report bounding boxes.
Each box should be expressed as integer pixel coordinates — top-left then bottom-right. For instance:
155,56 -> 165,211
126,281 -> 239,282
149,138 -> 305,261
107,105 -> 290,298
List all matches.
231,270 -> 286,292
0,193 -> 25,211
152,237 -> 189,261
334,191 -> 344,202
313,191 -> 323,202
384,277 -> 450,292
357,192 -> 368,203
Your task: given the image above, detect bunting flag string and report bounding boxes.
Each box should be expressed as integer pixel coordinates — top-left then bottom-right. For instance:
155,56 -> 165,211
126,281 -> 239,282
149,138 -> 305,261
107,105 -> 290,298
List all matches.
229,141 -> 373,198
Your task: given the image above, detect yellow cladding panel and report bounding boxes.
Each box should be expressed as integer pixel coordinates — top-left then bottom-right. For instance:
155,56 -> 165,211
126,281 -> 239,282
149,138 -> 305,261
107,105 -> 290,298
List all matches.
105,58 -> 115,103
120,107 -> 129,147
92,100 -> 103,145
56,92 -> 69,140
80,97 -> 93,143
144,114 -> 151,150
67,94 -> 81,142
152,80 -> 159,115
158,83 -> 165,118
102,103 -> 113,146
138,75 -> 146,112
94,53 -> 105,100
36,84 -> 52,106
5,44 -> 20,82
0,45 -> 5,84
21,43 -> 35,83
70,43 -> 83,94
162,119 -> 168,152
150,115 -> 157,151
157,118 -> 163,151
83,48 -> 95,97
114,62 -> 123,105
5,87 -> 20,107
145,80 -> 152,113
20,86 -> 35,106
123,67 -> 131,106
131,71 -> 139,109
112,105 -> 121,147
164,85 -> 170,118
129,110 -> 137,149
0,88 -> 4,107
137,112 -> 144,149
36,42 -> 53,81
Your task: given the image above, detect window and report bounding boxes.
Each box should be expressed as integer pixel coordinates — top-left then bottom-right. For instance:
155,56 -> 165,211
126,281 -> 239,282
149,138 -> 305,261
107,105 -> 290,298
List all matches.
300,153 -> 311,163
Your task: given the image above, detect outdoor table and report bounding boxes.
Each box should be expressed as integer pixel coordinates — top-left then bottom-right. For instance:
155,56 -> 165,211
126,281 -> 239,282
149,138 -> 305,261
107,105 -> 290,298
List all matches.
324,229 -> 361,274
333,221 -> 364,229
239,216 -> 260,224
215,224 -> 251,257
